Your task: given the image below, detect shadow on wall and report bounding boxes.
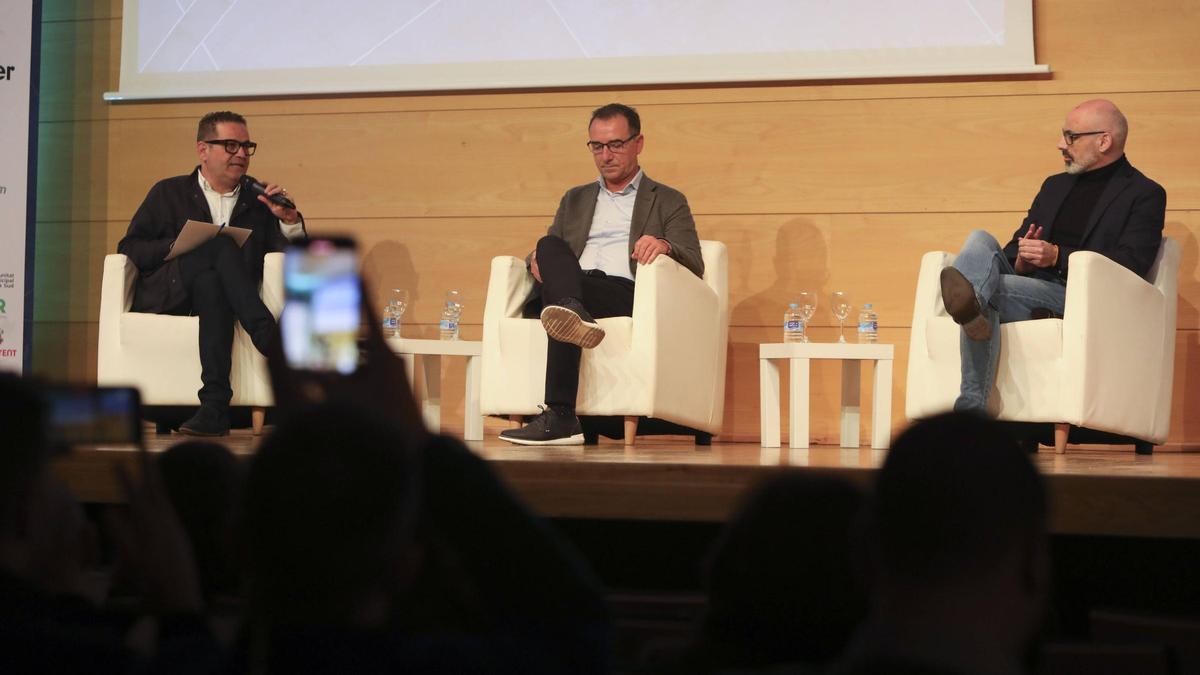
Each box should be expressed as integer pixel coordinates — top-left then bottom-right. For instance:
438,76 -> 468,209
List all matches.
721,219 -> 830,440
1169,224 -> 1200,443
360,239 -> 419,328
732,217 -> 830,327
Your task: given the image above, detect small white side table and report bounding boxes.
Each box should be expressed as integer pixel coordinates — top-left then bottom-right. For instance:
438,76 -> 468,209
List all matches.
759,342 -> 894,449
387,337 -> 483,441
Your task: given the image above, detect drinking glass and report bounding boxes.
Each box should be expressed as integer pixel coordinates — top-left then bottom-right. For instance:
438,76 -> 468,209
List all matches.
797,290 -> 817,343
444,289 -> 463,318
831,291 -> 852,343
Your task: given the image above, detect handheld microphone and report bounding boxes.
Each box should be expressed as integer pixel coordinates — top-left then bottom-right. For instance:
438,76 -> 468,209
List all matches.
244,177 -> 296,210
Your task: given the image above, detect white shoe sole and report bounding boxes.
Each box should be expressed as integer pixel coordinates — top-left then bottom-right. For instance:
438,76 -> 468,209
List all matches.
498,432 -> 585,446
540,305 -> 605,348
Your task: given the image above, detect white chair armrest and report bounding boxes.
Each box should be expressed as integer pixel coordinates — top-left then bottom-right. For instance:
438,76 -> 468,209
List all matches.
634,254 -> 719,336
100,254 -> 137,319
483,256 -> 534,325
1061,251 -> 1166,425
906,250 -> 954,410
262,252 -> 284,317
632,256 -> 719,407
98,254 -> 138,382
912,251 -> 954,324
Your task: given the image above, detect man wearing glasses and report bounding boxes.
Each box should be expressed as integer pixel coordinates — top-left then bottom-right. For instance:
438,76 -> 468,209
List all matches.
117,111 -> 305,436
938,99 -> 1165,414
500,103 -> 704,445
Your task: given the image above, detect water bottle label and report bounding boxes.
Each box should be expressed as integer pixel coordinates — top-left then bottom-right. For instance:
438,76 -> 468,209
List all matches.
858,321 -> 877,332
439,319 -> 457,331
383,317 -> 397,330
785,320 -> 802,331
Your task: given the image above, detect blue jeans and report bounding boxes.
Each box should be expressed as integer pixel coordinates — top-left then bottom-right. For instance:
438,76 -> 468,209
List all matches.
952,230 -> 1067,413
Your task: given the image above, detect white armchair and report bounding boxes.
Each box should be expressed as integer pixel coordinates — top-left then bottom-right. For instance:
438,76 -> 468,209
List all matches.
97,252 -> 283,434
481,240 -> 729,445
906,238 -> 1179,453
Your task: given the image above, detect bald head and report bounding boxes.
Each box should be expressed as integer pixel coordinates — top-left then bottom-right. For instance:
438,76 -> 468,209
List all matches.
1072,99 -> 1128,150
1059,99 -> 1128,173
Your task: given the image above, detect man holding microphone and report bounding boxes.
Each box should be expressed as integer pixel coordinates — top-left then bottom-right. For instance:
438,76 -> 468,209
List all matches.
117,111 -> 306,436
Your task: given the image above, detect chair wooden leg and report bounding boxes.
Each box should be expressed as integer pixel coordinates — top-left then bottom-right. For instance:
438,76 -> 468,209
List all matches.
624,416 -> 638,446
509,414 -> 524,428
252,407 -> 266,436
1054,423 -> 1069,454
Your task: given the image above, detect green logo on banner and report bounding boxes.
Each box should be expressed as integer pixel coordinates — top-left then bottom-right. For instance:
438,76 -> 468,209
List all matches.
0,298 -> 6,313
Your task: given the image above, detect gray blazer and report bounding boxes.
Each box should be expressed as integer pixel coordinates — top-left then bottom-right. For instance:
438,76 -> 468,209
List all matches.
538,174 -> 705,279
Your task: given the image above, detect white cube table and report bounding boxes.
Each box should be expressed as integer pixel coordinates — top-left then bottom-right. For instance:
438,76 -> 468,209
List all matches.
759,342 -> 894,449
387,337 -> 483,441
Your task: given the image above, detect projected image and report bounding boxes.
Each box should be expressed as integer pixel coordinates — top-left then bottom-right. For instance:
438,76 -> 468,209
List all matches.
114,0 -> 1041,99
138,0 -> 1007,73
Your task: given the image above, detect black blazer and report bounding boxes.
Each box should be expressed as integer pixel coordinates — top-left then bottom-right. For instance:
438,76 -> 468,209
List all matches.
1002,156 -> 1166,281
117,167 -> 301,313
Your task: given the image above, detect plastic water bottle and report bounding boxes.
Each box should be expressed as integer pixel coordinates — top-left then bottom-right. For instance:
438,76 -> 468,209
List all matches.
783,303 -> 805,343
857,303 -> 878,343
381,289 -> 407,338
439,302 -> 461,340
439,290 -> 462,340
382,303 -> 400,338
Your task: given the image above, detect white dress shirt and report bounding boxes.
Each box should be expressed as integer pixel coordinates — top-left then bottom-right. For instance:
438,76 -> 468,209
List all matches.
198,172 -> 305,241
577,169 -> 643,282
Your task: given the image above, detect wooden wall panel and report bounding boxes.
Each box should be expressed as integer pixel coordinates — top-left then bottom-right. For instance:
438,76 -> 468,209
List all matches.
80,92 -> 1200,225
32,0 -> 1200,446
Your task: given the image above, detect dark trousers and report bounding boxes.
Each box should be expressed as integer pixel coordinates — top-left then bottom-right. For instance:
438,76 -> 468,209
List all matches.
524,236 -> 635,410
171,236 -> 275,409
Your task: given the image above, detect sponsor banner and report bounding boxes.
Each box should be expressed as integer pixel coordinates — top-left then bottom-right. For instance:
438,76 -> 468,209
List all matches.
0,0 -> 36,373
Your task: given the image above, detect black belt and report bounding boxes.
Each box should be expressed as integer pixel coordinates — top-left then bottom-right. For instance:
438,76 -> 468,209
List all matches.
582,269 -> 634,285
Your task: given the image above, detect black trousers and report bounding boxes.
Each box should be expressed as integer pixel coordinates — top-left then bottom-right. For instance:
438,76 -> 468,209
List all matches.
523,236 -> 635,410
171,236 -> 275,409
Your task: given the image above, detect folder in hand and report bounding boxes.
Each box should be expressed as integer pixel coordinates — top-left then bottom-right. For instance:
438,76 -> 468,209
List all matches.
164,220 -> 253,261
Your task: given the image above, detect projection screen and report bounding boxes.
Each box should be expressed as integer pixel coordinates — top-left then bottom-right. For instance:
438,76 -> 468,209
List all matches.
106,0 -> 1047,101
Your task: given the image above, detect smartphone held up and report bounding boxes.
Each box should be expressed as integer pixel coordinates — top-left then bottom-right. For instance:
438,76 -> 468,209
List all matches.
42,385 -> 143,451
281,237 -> 361,374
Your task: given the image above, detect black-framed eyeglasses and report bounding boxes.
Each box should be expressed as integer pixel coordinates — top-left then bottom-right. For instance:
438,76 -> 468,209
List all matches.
203,139 -> 258,156
586,133 -> 640,154
1061,129 -> 1106,146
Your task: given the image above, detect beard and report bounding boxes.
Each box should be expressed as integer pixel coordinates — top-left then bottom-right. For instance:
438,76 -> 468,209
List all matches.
1063,149 -> 1096,175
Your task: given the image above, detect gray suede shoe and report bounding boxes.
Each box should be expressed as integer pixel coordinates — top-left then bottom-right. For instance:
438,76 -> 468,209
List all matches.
940,267 -> 992,342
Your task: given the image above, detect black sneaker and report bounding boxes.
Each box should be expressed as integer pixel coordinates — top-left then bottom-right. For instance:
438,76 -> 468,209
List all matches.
939,267 -> 992,342
540,298 -> 605,349
178,404 -> 231,437
499,406 -> 584,446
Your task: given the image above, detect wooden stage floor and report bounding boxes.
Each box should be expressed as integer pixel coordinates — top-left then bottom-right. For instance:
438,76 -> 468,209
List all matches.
55,430 -> 1200,541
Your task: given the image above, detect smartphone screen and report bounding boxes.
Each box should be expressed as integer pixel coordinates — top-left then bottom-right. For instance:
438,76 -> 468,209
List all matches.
281,238 -> 361,374
43,385 -> 143,449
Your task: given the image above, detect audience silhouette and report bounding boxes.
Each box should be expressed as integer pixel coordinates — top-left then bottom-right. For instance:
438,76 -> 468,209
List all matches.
675,473 -> 867,674
832,411 -> 1050,675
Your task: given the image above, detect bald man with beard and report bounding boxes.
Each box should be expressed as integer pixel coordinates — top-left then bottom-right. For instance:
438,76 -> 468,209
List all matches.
937,100 -> 1166,415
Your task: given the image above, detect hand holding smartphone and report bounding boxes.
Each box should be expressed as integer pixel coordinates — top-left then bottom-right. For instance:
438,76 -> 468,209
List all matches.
266,237 -> 428,438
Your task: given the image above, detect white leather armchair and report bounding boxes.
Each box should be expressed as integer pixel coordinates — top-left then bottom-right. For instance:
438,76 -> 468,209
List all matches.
481,240 -> 729,445
97,252 -> 283,434
906,238 -> 1179,453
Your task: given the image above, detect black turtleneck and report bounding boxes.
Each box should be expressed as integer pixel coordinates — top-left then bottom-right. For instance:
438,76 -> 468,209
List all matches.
1050,154 -> 1128,253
